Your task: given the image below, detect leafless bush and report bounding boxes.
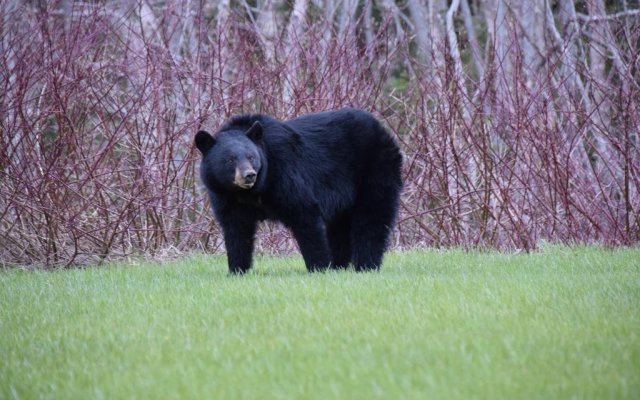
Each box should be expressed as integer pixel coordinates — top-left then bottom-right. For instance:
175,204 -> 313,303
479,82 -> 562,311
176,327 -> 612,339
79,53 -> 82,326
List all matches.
0,0 -> 637,267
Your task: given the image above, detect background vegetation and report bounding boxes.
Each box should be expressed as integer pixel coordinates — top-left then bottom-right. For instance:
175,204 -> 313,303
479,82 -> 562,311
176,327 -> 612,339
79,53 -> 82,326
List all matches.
1,0 -> 638,266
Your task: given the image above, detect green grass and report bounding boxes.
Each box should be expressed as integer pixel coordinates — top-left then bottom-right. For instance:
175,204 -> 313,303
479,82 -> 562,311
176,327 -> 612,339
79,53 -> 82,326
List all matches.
1,247 -> 639,399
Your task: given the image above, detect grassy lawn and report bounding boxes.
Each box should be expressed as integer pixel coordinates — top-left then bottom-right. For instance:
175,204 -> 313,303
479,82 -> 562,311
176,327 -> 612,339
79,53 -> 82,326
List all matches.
1,247 -> 639,399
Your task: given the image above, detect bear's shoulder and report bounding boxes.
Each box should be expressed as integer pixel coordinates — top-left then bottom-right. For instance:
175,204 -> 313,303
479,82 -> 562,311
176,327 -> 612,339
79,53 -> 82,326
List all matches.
218,113 -> 300,146
218,114 -> 278,133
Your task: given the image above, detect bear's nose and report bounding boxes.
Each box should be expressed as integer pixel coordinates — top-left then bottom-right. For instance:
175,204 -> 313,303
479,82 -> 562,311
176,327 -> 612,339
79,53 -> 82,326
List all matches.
244,171 -> 256,182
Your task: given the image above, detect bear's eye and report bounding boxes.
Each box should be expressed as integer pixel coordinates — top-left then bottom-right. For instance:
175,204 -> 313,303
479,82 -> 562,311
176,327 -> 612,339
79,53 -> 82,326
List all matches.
226,156 -> 235,165
247,155 -> 255,162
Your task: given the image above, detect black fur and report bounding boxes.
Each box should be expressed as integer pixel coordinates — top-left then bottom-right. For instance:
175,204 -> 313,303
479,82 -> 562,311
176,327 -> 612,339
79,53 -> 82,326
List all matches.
195,108 -> 402,274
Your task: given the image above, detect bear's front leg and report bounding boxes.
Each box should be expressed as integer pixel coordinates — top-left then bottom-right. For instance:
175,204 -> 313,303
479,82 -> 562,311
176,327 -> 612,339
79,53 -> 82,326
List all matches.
290,216 -> 331,272
219,214 -> 257,274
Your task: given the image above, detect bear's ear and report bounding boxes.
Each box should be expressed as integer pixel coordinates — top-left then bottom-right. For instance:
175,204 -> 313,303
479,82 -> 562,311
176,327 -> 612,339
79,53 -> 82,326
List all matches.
246,121 -> 263,143
195,130 -> 216,155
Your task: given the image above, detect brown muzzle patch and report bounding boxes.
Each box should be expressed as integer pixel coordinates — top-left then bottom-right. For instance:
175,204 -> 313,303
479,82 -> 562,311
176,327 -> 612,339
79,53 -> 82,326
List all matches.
234,162 -> 257,189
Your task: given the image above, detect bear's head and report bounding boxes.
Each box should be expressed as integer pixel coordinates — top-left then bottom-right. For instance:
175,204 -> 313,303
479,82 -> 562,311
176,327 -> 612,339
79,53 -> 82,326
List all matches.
195,121 -> 265,192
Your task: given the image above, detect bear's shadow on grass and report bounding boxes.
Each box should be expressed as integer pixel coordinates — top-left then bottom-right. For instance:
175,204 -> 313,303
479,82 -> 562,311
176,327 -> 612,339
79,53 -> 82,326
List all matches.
190,255 -> 367,278
200,265 -> 359,279
192,262 -> 307,278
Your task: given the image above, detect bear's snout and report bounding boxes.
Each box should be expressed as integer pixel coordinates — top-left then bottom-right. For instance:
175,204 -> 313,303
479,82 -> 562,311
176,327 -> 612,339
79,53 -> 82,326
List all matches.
234,163 -> 257,189
244,171 -> 257,183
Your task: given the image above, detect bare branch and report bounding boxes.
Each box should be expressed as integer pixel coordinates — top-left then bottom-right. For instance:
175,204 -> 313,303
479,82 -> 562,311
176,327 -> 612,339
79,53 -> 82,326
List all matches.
576,8 -> 640,23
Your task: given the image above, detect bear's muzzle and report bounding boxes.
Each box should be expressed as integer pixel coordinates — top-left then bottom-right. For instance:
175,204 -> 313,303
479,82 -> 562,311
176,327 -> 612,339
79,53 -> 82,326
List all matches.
234,163 -> 257,189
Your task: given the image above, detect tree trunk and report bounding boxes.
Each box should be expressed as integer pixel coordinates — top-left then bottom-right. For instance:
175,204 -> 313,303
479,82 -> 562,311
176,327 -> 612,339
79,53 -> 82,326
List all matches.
460,0 -> 484,78
257,0 -> 279,63
283,0 -> 309,112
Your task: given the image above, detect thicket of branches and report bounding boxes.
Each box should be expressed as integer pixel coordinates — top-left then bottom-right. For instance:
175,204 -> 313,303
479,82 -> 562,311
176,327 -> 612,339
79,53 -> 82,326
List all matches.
1,0 -> 638,267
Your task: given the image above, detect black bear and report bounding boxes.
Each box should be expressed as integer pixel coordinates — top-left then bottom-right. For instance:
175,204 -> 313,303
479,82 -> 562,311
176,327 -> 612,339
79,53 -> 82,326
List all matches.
195,108 -> 402,274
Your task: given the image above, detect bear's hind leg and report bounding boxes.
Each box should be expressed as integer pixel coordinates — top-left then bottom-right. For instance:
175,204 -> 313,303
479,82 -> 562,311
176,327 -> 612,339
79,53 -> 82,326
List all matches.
326,214 -> 352,269
350,182 -> 401,272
